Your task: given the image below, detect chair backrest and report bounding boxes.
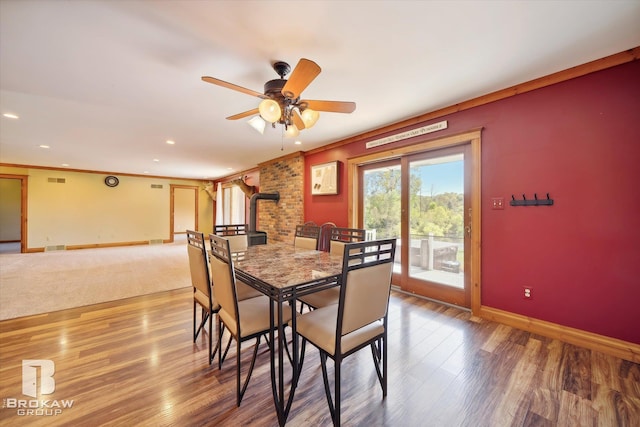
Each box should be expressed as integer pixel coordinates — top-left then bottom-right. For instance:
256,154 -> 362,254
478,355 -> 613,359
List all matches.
329,227 -> 366,256
187,230 -> 212,301
214,224 -> 249,253
294,224 -> 321,250
214,224 -> 248,236
317,222 -> 336,252
209,234 -> 239,326
337,239 -> 396,337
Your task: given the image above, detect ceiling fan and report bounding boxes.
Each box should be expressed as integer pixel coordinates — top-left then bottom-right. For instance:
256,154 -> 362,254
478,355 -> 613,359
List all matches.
201,58 -> 356,137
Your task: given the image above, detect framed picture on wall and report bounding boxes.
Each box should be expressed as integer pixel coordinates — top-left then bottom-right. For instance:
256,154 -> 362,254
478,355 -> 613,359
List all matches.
311,161 -> 339,195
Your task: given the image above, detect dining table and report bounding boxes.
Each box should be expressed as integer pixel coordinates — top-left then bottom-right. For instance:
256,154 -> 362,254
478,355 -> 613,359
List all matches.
232,241 -> 344,426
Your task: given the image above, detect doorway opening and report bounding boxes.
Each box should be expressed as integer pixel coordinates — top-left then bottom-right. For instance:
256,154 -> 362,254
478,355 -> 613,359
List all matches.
170,185 -> 199,243
0,174 -> 28,253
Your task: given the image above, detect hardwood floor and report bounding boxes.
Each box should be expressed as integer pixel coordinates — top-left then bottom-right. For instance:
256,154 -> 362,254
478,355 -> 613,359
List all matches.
1,288 -> 638,426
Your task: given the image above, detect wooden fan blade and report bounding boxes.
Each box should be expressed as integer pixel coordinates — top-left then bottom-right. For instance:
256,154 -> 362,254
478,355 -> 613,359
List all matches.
226,108 -> 259,120
302,100 -> 356,113
291,109 -> 305,130
281,59 -> 321,99
201,76 -> 268,99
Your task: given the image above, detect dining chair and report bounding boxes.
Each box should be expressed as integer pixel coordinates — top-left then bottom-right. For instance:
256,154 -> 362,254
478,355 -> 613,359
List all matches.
213,225 -> 262,300
328,227 -> 366,256
186,230 -> 219,365
208,233 -> 294,406
294,223 -> 321,250
298,227 -> 367,310
295,238 -> 396,426
214,223 -> 249,252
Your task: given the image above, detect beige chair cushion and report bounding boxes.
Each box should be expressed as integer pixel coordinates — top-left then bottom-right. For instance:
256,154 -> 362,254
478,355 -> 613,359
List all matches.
194,289 -> 220,311
298,287 -> 340,308
226,234 -> 248,253
295,236 -> 317,250
210,255 -> 236,319
297,304 -> 384,356
208,256 -> 260,301
329,240 -> 346,256
188,244 -> 210,297
341,263 -> 392,335
236,280 -> 263,300
189,241 -> 221,311
194,289 -> 210,309
219,295 -> 295,338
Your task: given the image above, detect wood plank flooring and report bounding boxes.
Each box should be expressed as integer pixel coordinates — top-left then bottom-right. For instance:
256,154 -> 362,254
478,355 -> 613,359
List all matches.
1,288 -> 638,426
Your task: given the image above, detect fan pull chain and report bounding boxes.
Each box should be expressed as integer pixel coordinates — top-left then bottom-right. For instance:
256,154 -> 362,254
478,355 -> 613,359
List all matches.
281,125 -> 284,151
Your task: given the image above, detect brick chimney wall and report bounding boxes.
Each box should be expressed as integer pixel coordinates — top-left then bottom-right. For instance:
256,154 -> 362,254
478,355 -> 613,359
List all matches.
257,152 -> 304,243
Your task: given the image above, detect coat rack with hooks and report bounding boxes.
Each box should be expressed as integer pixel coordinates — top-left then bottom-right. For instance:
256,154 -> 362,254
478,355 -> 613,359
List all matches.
510,193 -> 554,207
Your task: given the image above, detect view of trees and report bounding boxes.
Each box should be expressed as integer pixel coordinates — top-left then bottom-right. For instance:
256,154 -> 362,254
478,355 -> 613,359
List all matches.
363,168 -> 464,240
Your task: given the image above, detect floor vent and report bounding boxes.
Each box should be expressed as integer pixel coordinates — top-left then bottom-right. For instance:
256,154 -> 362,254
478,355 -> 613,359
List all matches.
44,245 -> 66,251
148,239 -> 164,245
47,178 -> 66,183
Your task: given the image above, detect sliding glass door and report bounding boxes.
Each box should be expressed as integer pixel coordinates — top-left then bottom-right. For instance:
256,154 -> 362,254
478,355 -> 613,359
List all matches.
405,145 -> 470,306
359,144 -> 472,308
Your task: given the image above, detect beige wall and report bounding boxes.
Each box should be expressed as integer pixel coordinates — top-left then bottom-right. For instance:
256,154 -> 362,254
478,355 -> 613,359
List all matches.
0,166 -> 214,250
0,178 -> 21,241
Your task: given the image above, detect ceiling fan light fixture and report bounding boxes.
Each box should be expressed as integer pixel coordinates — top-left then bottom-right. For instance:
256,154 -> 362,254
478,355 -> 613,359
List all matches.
203,58 -> 356,141
247,116 -> 266,134
258,99 -> 281,123
301,108 -> 320,128
284,124 -> 299,138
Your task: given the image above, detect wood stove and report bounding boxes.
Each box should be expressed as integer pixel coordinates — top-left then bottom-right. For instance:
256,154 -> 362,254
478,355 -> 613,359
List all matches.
248,192 -> 280,245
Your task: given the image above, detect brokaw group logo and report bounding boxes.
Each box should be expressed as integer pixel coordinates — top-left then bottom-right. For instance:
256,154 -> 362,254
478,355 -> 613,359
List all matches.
2,360 -> 74,417
23,359 -> 55,398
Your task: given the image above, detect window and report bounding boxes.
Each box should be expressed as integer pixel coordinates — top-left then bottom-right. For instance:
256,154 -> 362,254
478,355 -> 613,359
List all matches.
216,183 -> 246,225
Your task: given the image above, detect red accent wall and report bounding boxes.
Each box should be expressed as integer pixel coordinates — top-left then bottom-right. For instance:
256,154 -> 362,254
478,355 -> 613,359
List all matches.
304,60 -> 640,344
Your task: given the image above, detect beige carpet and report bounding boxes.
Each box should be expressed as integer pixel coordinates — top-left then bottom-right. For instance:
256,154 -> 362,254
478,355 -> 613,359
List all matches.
0,239 -> 191,320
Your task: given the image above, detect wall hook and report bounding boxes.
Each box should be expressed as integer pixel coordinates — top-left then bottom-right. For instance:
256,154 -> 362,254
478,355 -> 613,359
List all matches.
510,192 -> 554,207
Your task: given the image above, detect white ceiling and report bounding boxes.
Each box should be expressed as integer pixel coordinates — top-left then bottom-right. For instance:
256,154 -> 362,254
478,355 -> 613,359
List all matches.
1,0 -> 639,180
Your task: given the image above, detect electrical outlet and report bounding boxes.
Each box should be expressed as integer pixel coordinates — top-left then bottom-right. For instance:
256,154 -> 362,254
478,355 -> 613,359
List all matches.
491,197 -> 504,210
523,287 -> 532,299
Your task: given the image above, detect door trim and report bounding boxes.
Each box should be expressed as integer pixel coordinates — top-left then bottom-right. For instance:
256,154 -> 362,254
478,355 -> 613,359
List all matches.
0,174 -> 28,253
347,128 -> 482,314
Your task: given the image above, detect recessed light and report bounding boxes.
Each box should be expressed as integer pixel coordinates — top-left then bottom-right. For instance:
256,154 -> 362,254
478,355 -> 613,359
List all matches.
39,145 -> 50,149
61,163 -> 69,167
166,140 -> 175,145
294,140 -> 302,145
153,159 -> 160,162
3,113 -> 19,119
227,167 -> 233,170
143,171 -> 149,174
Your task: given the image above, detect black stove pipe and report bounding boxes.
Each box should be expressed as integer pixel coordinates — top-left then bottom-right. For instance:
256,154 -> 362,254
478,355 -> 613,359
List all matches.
248,192 -> 280,245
